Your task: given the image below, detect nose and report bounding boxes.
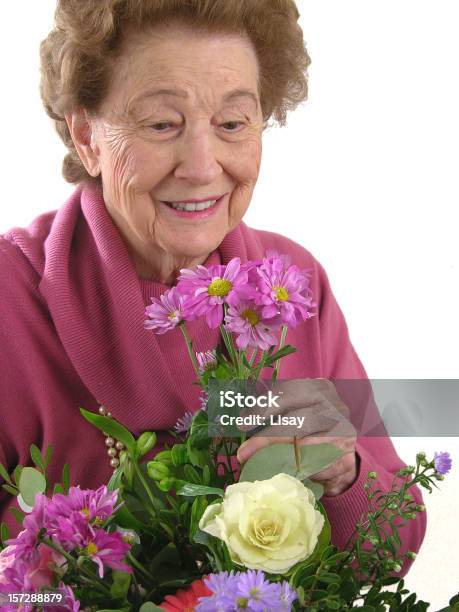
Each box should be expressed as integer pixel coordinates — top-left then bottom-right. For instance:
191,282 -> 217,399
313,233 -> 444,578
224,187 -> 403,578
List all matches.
174,124 -> 223,185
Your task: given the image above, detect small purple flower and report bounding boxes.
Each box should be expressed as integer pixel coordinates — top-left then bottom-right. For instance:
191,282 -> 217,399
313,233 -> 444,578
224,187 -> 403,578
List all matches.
6,493 -> 48,564
434,451 -> 452,475
256,255 -> 315,327
82,529 -> 132,578
277,580 -> 298,609
144,287 -> 187,334
197,571 -> 239,610
177,258 -> 251,328
196,571 -> 297,611
225,300 -> 280,350
174,411 -> 194,433
196,349 -> 218,373
235,570 -> 280,610
48,485 -> 118,524
58,583 -> 81,611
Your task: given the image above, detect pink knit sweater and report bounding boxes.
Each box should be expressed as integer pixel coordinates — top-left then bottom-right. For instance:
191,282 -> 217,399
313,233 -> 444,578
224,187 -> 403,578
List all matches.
0,182 -> 426,574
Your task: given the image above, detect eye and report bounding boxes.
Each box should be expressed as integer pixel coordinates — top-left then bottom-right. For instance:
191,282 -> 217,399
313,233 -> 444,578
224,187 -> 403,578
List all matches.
220,121 -> 245,132
149,121 -> 175,132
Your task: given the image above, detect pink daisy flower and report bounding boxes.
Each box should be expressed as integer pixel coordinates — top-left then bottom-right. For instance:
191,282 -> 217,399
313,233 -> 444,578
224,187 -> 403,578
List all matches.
174,411 -> 194,434
177,258 -> 251,328
5,493 -> 48,564
48,485 -> 118,525
196,350 -> 218,373
144,287 -> 187,334
256,255 -> 315,327
81,528 -> 132,578
224,300 -> 280,350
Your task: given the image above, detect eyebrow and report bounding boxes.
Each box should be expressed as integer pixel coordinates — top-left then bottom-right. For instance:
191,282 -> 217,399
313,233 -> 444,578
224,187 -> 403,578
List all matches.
132,87 -> 259,106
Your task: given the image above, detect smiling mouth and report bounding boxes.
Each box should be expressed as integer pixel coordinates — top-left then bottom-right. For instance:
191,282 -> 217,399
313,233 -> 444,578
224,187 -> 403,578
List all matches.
162,195 -> 224,212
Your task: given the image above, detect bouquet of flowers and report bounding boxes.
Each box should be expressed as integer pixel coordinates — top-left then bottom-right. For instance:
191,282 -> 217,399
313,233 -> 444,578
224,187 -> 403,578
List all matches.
0,253 -> 457,611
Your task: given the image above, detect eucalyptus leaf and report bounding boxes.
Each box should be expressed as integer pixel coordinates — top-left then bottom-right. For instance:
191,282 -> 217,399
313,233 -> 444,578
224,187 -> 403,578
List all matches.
18,467 -> 46,507
30,444 -> 44,470
80,407 -> 136,454
239,443 -> 345,482
0,462 -> 12,485
177,483 -> 224,498
110,570 -> 132,600
302,478 -> 325,500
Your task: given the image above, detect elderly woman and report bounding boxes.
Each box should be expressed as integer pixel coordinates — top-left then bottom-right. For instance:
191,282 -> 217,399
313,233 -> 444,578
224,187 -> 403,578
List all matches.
0,0 -> 425,572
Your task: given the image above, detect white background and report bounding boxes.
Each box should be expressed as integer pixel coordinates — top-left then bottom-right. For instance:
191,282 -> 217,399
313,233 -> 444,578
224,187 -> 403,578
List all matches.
0,1 -> 458,608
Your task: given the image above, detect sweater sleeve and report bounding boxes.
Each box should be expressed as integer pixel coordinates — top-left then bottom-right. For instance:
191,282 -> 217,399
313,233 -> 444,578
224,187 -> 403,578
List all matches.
315,261 -> 427,576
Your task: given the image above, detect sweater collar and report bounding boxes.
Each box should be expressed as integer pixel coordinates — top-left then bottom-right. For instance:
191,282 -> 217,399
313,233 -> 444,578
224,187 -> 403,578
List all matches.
39,183 -> 264,433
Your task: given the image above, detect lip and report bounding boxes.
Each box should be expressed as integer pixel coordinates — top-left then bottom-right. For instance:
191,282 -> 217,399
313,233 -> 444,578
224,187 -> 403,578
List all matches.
159,194 -> 227,219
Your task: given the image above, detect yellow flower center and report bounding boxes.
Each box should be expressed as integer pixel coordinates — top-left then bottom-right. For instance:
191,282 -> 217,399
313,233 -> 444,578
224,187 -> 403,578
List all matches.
207,278 -> 232,297
236,599 -> 249,609
255,518 -> 280,544
168,310 -> 179,319
273,285 -> 289,301
242,308 -> 260,327
85,542 -> 98,556
81,507 -> 90,519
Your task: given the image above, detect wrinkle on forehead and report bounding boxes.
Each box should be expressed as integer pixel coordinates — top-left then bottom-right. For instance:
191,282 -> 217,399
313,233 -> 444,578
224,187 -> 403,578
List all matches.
99,23 -> 260,119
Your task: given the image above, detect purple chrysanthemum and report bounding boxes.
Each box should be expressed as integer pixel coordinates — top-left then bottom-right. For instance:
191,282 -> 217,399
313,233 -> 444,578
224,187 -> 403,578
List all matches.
196,571 -> 239,611
174,411 -> 194,433
6,493 -> 48,564
177,258 -> 251,328
196,349 -> 218,373
144,287 -> 187,334
235,569 -> 280,610
48,485 -> 118,525
59,583 -> 81,612
434,451 -> 452,475
224,300 -> 280,350
255,255 -> 315,327
82,528 -> 132,578
196,571 -> 297,611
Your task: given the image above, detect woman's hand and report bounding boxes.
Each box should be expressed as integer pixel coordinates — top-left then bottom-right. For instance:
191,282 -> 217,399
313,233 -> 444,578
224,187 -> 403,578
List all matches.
236,378 -> 358,496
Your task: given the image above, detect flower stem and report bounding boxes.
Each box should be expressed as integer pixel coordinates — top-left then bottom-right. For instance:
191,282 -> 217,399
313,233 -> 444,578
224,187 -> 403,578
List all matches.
293,435 -> 301,472
180,323 -> 200,378
272,325 -> 288,383
41,537 -> 111,596
128,551 -> 154,582
133,461 -> 158,517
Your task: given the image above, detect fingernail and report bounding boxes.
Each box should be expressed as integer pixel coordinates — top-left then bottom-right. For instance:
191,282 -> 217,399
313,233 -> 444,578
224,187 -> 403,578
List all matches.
237,442 -> 250,463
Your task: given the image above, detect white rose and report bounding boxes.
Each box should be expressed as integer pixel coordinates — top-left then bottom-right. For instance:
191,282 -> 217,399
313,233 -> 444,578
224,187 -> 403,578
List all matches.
199,473 -> 324,574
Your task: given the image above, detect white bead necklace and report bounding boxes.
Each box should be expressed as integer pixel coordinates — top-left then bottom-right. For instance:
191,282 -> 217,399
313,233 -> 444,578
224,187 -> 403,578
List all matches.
98,405 -> 125,470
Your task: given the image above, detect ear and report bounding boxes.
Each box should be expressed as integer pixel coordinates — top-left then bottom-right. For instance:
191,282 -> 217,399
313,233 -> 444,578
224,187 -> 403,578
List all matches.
65,109 -> 101,177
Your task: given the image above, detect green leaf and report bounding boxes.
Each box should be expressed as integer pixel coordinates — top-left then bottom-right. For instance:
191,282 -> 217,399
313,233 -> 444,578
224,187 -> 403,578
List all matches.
0,522 -> 10,546
30,444 -> 44,470
18,467 -> 46,507
9,507 -> 25,525
13,466 -> 23,486
2,484 -> 18,496
0,462 -> 12,485
139,604 -> 164,612
239,443 -> 345,482
263,344 -> 297,367
62,464 -> 70,493
79,408 -> 136,454
302,478 -> 324,500
171,443 -> 188,467
43,446 -> 53,470
53,483 -> 64,495
110,570 -> 132,600
183,464 -> 202,485
177,483 -> 224,498
190,496 -> 208,539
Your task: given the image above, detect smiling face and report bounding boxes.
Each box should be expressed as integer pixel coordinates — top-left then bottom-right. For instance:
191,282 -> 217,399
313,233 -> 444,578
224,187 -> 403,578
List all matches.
77,23 -> 263,281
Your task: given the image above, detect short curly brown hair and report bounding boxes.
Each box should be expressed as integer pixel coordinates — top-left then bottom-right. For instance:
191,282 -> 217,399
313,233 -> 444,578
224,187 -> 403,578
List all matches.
40,0 -> 311,184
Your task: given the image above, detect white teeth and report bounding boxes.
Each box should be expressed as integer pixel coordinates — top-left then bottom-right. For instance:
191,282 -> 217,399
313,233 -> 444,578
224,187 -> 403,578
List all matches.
167,199 -> 218,212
